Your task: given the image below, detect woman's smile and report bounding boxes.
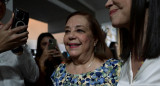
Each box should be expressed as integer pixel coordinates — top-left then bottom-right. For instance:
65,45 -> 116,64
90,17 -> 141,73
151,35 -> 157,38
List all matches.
67,43 -> 81,48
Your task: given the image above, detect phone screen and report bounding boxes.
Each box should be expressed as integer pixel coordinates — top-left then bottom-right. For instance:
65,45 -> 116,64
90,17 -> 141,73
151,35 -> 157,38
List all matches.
48,39 -> 57,50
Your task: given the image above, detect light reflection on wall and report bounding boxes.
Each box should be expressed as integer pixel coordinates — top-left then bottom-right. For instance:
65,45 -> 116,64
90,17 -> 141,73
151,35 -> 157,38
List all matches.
26,18 -> 66,52
27,18 -> 48,49
52,32 -> 66,52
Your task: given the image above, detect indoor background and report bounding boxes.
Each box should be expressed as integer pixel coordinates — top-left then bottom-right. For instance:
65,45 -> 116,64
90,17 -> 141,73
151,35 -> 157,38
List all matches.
1,0 -> 118,56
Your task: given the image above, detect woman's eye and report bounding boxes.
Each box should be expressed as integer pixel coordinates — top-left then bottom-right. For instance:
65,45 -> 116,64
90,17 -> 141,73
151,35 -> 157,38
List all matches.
77,29 -> 85,33
65,30 -> 70,33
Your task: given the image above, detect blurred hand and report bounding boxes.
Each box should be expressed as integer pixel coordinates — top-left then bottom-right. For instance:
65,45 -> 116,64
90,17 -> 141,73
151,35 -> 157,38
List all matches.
0,16 -> 28,53
39,46 -> 62,64
52,46 -> 62,57
38,45 -> 62,73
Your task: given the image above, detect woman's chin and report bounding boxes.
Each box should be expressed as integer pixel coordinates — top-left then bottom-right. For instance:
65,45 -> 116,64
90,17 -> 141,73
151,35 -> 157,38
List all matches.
112,23 -> 127,29
69,53 -> 80,59
112,23 -> 120,28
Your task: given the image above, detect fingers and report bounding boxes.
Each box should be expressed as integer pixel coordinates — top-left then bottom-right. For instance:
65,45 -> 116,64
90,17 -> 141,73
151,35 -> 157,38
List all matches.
7,35 -> 28,47
10,30 -> 29,42
9,25 -> 28,41
11,25 -> 28,34
16,31 -> 29,39
48,50 -> 61,57
18,36 -> 28,45
52,54 -> 62,57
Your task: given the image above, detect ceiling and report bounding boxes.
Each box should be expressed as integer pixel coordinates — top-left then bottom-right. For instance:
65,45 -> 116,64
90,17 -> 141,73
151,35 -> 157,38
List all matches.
13,0 -> 108,33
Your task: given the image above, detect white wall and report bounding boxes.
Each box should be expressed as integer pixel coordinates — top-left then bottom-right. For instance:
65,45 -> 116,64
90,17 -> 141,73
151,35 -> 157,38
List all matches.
27,18 -> 48,49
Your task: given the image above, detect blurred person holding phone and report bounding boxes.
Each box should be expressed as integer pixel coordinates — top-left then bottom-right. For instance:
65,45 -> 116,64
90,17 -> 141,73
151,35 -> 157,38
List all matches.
34,32 -> 62,86
0,0 -> 39,86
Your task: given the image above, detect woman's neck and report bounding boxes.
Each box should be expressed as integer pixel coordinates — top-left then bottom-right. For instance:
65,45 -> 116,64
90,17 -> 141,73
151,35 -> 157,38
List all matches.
71,53 -> 95,66
66,53 -> 104,74
131,53 -> 144,78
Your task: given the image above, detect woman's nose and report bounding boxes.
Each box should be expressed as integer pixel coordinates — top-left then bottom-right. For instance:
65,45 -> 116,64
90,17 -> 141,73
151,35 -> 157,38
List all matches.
105,0 -> 113,9
68,32 -> 76,40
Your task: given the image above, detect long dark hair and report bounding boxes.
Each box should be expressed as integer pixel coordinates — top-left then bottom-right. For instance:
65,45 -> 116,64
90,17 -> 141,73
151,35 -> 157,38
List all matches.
120,0 -> 160,61
65,11 -> 111,63
35,32 -> 62,86
36,32 -> 54,58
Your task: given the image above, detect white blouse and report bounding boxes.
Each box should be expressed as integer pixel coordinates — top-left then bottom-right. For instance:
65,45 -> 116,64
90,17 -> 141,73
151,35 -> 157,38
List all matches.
118,55 -> 160,86
0,45 -> 39,86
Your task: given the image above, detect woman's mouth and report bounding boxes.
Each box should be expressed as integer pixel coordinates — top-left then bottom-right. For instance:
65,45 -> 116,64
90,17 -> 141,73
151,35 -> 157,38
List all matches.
68,43 -> 81,48
110,9 -> 118,16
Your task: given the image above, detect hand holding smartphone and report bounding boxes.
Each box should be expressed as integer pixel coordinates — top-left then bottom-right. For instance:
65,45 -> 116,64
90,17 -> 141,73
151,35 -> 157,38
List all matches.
11,8 -> 29,33
11,8 -> 29,54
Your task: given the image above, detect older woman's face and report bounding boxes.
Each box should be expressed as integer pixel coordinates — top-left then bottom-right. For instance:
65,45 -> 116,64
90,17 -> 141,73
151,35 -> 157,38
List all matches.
105,0 -> 131,29
64,15 -> 96,58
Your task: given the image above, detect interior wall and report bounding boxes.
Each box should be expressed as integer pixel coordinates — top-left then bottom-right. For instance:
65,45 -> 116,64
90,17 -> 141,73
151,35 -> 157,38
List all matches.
27,18 -> 48,49
48,19 -> 65,33
96,9 -> 110,24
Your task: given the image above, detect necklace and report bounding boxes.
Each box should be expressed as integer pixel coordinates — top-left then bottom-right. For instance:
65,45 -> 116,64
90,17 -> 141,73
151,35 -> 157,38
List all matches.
86,58 -> 95,68
72,58 -> 95,74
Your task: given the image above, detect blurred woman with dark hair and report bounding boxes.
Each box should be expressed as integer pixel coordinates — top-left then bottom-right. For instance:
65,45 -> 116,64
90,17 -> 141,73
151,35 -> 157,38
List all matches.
35,32 -> 62,86
106,0 -> 160,85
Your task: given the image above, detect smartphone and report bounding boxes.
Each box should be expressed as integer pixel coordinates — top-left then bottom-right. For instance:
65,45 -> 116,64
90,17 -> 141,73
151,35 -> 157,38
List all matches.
11,8 -> 29,33
48,39 -> 57,50
11,8 -> 29,54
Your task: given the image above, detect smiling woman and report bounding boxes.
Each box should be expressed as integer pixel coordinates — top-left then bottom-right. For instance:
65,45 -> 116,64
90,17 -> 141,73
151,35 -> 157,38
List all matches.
105,0 -> 131,28
51,11 -> 122,86
105,0 -> 160,85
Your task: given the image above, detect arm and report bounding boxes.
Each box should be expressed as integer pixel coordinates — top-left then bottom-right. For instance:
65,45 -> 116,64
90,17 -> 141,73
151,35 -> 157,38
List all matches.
17,45 -> 39,83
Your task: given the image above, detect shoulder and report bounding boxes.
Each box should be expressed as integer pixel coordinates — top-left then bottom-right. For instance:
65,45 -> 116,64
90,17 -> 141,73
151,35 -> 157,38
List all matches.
51,63 -> 66,78
102,58 -> 122,73
0,50 -> 17,59
104,58 -> 122,66
96,59 -> 122,85
54,63 -> 65,72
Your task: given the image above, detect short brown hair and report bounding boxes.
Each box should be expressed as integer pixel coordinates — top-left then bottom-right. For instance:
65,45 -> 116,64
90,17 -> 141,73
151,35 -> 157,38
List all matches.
65,11 -> 112,63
